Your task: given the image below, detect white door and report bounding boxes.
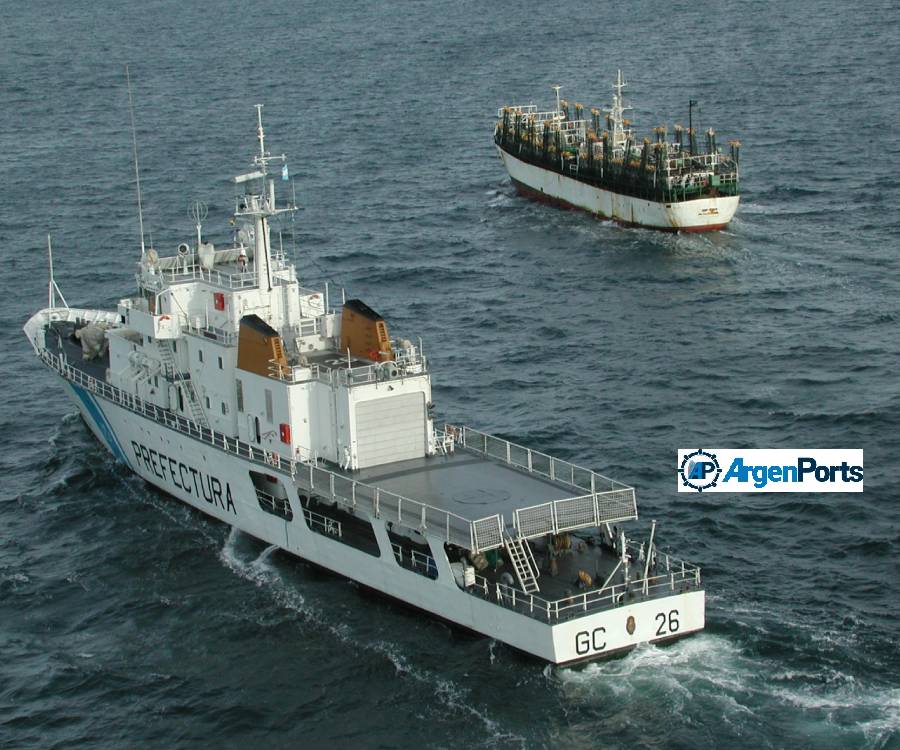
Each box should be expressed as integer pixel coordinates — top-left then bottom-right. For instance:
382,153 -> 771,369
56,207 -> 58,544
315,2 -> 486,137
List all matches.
355,393 -> 426,469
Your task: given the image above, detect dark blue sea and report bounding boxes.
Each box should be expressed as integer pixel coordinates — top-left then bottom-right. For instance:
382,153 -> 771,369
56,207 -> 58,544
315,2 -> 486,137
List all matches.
2,1 -> 898,748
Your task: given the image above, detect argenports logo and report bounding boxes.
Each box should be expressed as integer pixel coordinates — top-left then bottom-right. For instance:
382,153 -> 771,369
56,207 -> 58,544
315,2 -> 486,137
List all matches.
677,449 -> 863,493
679,449 -> 721,492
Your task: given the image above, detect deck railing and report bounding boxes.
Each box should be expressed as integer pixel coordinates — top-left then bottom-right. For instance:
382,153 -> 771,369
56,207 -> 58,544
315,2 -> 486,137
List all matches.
391,543 -> 438,578
270,348 -> 428,387
444,424 -> 638,537
469,556 -> 702,623
38,347 -> 505,553
140,254 -> 291,291
303,461 -> 497,551
37,347 -> 636,555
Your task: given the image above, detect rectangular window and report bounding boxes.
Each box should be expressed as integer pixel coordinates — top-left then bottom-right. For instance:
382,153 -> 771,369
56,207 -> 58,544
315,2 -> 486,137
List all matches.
236,379 -> 244,412
221,402 -> 227,415
205,396 -> 210,409
265,389 -> 273,423
199,349 -> 204,363
218,356 -> 223,370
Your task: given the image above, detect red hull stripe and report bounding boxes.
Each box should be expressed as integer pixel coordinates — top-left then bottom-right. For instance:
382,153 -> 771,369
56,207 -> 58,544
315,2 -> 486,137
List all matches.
508,177 -> 730,233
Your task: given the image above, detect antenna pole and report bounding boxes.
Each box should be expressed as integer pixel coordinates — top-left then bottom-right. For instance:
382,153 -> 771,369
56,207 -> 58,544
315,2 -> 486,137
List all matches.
689,99 -> 698,154
125,65 -> 146,258
47,234 -> 68,309
47,234 -> 54,308
255,104 -> 266,168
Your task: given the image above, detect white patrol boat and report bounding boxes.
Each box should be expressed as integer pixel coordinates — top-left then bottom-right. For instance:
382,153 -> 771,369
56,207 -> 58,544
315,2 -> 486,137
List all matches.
24,106 -> 704,665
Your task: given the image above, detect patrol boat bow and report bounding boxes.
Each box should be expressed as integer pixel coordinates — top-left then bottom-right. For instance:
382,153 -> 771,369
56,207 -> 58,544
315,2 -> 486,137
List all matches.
25,106 -> 704,664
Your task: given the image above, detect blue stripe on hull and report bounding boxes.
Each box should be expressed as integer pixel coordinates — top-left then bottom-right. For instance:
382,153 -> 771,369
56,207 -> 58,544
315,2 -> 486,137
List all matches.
69,383 -> 131,467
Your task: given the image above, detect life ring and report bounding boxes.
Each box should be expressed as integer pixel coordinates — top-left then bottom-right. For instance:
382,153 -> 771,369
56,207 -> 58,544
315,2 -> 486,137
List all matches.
367,350 -> 379,360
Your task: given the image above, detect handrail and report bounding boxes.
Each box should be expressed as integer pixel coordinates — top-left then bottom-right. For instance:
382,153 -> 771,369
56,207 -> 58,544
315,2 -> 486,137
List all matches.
269,350 -> 428,387
446,423 -> 630,493
391,543 -> 437,574
444,423 -> 638,537
469,560 -> 702,623
140,257 -> 290,291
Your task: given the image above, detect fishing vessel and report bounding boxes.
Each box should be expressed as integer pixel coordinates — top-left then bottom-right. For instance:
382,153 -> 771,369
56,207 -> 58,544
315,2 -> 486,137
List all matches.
24,105 -> 704,664
495,71 -> 741,232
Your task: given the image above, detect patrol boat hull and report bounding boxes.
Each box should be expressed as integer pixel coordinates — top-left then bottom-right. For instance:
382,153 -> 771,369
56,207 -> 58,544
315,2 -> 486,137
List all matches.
28,324 -> 704,666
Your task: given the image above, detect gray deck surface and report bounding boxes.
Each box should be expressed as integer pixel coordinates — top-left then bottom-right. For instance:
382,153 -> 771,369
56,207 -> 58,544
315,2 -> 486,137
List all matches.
50,321 -> 110,381
477,537 -> 622,599
300,348 -> 371,370
348,449 -> 576,521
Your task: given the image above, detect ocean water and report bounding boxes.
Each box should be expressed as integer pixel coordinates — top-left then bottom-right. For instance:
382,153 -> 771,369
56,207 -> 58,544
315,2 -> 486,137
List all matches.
1,0 -> 898,748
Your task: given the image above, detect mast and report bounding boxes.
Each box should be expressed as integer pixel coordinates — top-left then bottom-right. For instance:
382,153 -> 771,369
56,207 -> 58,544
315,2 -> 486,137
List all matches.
233,105 -> 294,294
608,70 -> 631,154
688,99 -> 698,155
255,104 -> 273,292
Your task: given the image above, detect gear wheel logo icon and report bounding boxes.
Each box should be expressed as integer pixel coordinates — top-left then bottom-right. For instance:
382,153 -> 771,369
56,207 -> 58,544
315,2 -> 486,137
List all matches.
679,449 -> 721,492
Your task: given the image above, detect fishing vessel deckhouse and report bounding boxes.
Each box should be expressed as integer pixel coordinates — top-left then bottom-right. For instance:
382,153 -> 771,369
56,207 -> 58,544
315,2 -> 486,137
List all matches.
25,105 -> 705,664
495,71 -> 741,232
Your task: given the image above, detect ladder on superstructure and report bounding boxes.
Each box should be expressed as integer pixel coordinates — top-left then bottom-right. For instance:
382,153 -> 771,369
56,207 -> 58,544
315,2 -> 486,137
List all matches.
157,341 -> 209,429
504,536 -> 540,594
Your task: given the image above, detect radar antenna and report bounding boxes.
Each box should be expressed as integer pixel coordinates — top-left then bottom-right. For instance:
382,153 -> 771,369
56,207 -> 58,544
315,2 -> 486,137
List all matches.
189,200 -> 208,249
551,84 -> 562,118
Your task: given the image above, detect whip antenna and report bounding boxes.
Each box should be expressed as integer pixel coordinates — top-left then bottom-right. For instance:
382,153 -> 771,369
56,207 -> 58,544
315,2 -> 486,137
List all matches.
125,64 -> 146,258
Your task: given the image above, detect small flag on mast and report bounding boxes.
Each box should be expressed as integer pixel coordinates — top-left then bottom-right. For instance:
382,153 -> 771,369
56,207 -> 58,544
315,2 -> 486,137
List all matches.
281,163 -> 289,181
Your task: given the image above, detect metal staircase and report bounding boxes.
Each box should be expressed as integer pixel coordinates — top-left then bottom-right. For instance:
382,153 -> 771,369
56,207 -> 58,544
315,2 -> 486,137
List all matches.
157,341 -> 209,428
505,536 -> 540,594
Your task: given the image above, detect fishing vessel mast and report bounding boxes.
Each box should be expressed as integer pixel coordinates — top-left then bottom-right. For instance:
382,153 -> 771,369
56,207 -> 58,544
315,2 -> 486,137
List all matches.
606,69 -> 632,155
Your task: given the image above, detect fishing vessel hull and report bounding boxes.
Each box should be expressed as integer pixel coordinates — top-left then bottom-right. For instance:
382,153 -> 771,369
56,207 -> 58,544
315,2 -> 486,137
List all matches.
498,146 -> 739,232
36,326 -> 704,665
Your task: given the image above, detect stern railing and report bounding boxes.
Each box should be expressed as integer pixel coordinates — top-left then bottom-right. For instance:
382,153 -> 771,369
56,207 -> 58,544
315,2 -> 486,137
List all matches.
469,555 -> 702,623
